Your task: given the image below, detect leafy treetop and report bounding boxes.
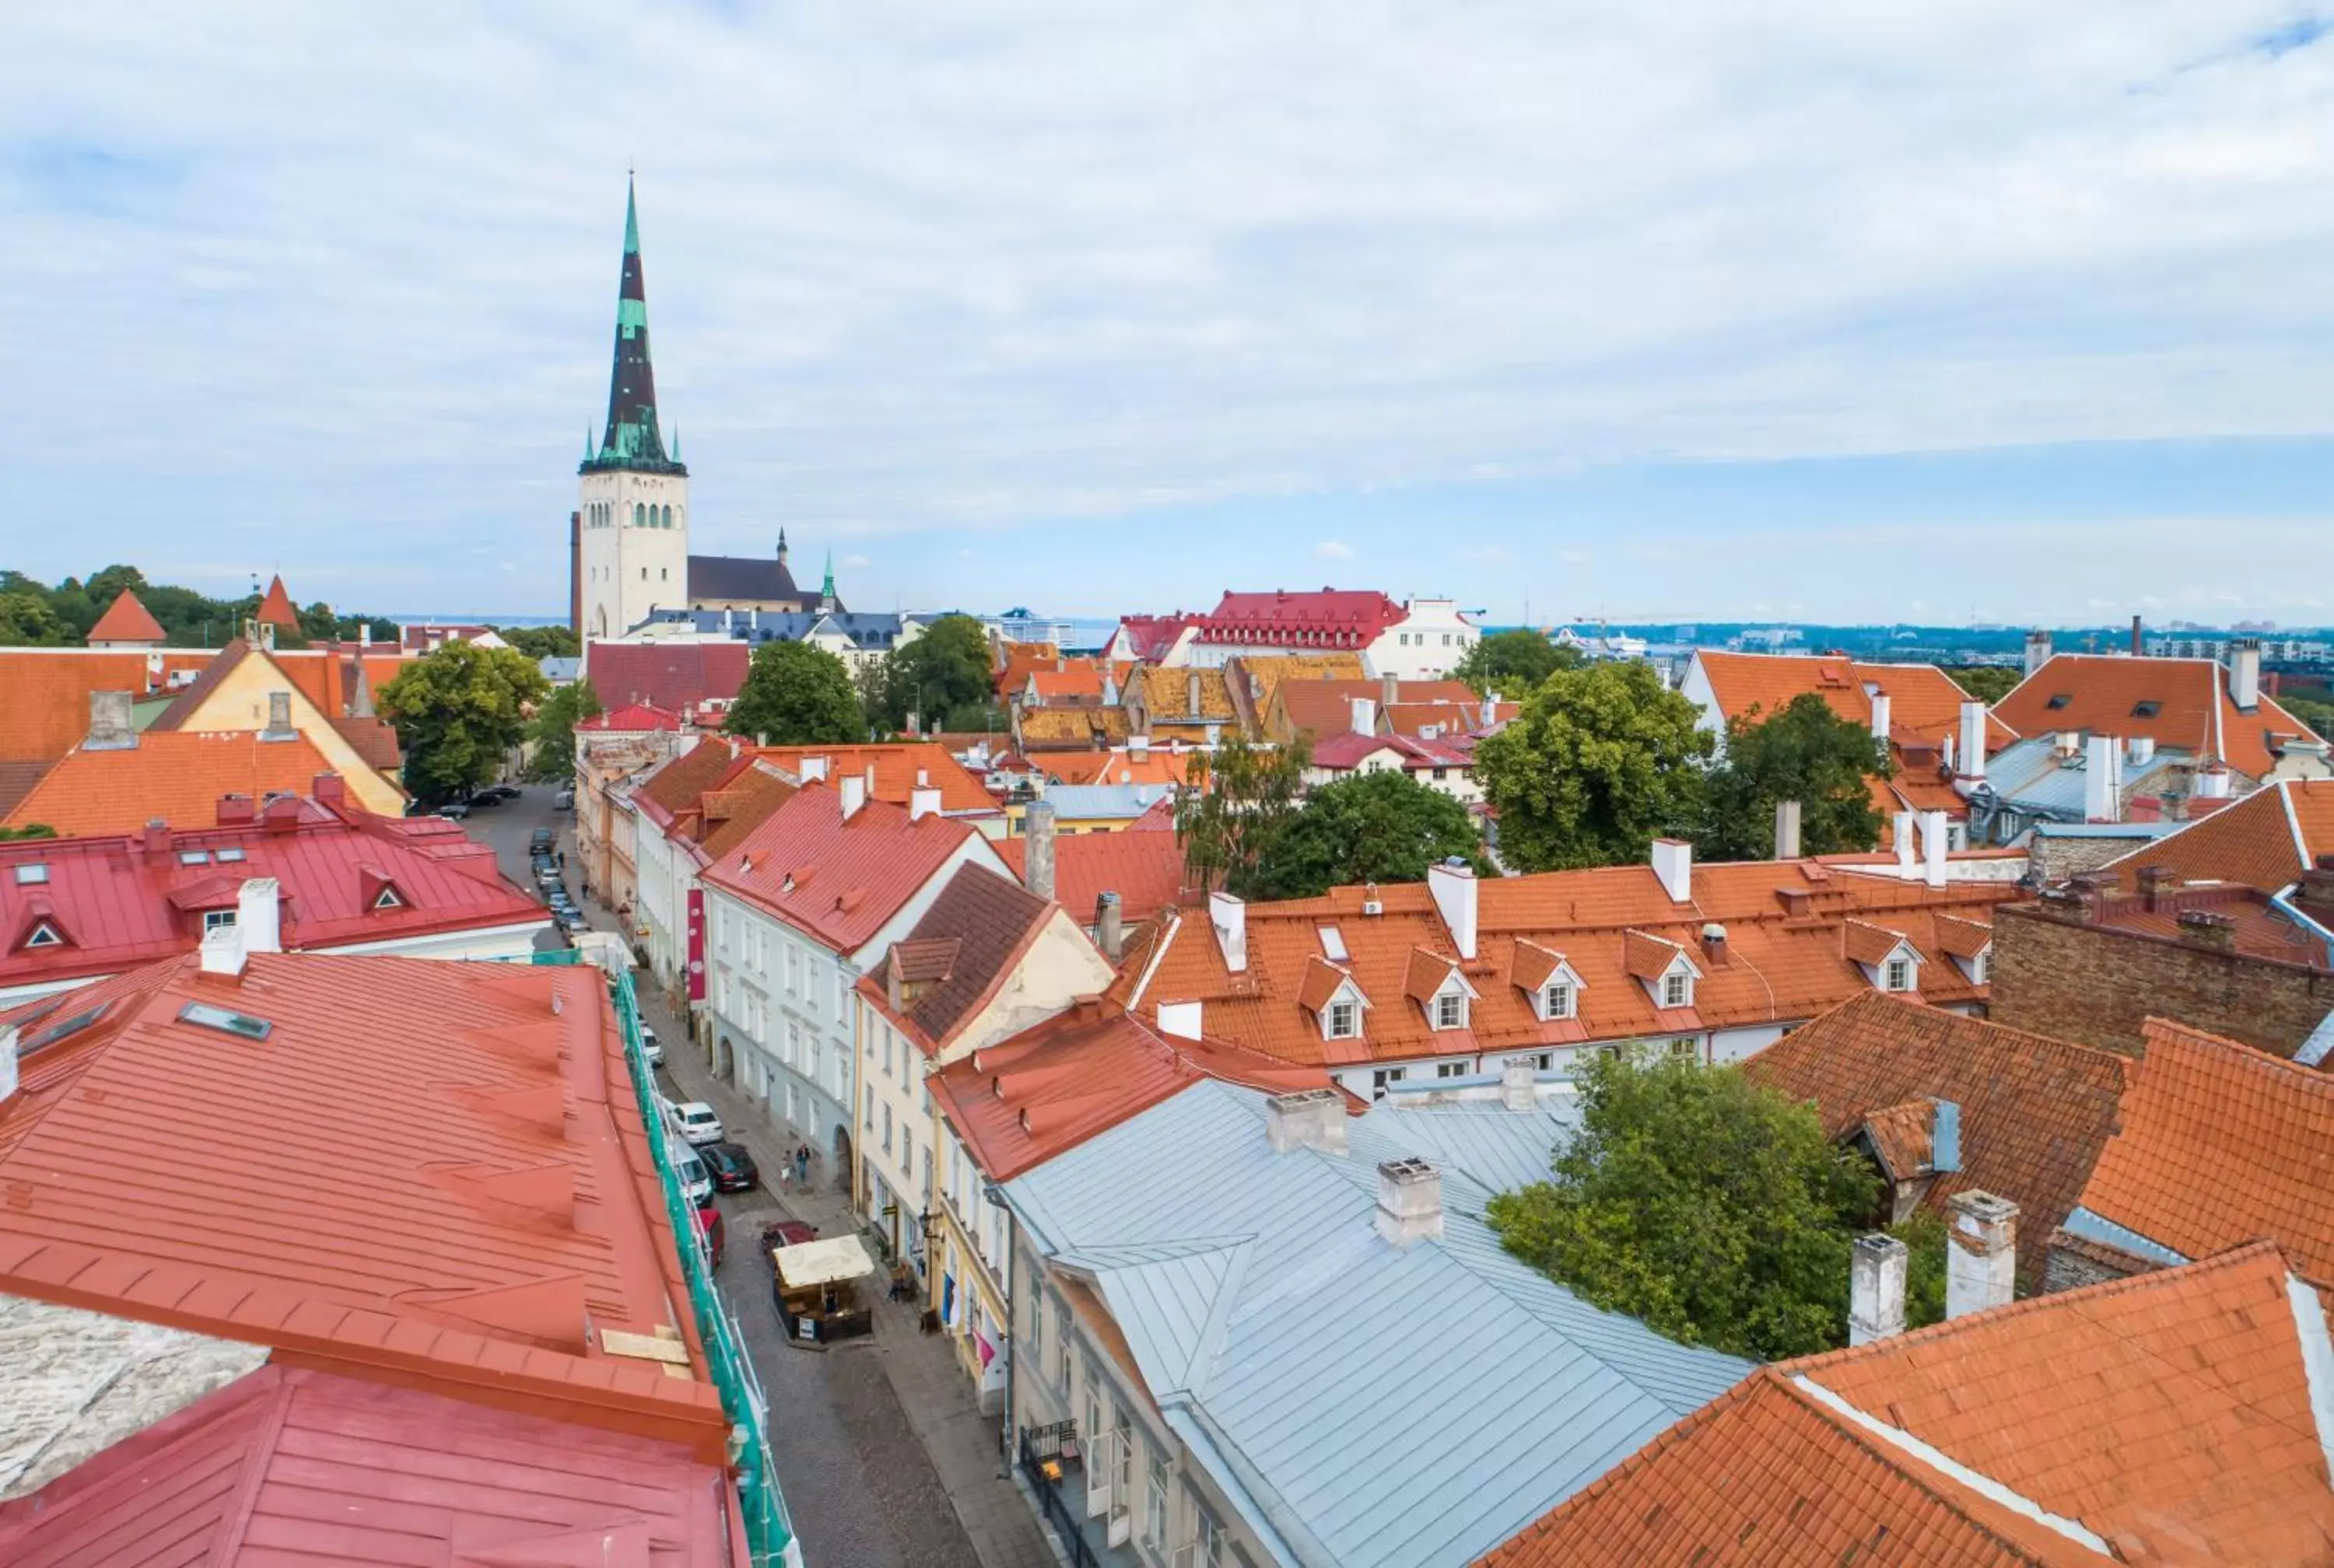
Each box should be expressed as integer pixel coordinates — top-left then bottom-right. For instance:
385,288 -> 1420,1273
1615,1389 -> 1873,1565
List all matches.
377,642 -> 548,804
0,564 -> 394,649
1700,691 -> 1890,860
1174,734 -> 1310,898
1246,768 -> 1487,901
525,679 -> 604,783
725,639 -> 865,745
1451,629 -> 1583,697
871,614 -> 997,733
1944,666 -> 2020,705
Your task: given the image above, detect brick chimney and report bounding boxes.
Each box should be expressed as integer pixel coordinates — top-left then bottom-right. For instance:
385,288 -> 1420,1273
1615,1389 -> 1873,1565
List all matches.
1944,1190 -> 2017,1320
2177,909 -> 2238,950
1265,1087 -> 1347,1154
312,772 -> 345,808
1373,1158 -> 1443,1248
86,690 -> 136,752
1500,1060 -> 1537,1113
1700,922 -> 1729,966
2136,864 -> 2177,912
1849,1233 -> 1908,1345
217,793 -> 257,826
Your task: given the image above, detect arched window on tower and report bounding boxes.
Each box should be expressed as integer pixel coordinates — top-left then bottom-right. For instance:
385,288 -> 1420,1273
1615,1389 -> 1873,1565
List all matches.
661,505 -> 672,529
634,502 -> 646,527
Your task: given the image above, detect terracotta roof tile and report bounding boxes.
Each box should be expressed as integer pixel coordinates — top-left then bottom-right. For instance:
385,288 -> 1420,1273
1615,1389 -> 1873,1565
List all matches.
1622,928 -> 1688,982
702,783 -> 982,953
1931,912 -> 1994,958
1840,917 -> 1912,968
752,742 -> 994,814
3,730 -> 338,838
1401,944 -> 1460,1004
1296,953 -> 1357,1015
2105,778 -> 2333,895
1747,992 -> 2128,1285
868,863 -> 1052,1051
1859,1097 -> 1938,1181
85,590 -> 166,644
1996,653 -> 2317,779
994,829 -> 1187,930
254,575 -> 300,630
584,642 -> 751,714
577,700 -> 687,732
1135,666 -> 1237,722
1508,940 -> 1567,993
0,649 -> 216,763
325,714 -> 402,770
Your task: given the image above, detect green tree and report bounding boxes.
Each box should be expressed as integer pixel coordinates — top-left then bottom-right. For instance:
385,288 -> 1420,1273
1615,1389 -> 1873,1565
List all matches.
495,624 -> 583,660
1486,1049 -> 1883,1360
378,642 -> 548,803
1700,692 -> 1890,860
1453,630 -> 1582,697
1473,660 -> 1712,871
0,824 -> 58,842
525,679 -> 603,783
876,614 -> 994,730
1249,768 -> 1486,900
0,592 -> 68,646
724,640 -> 865,745
1945,666 -> 2019,705
1891,1212 -> 1948,1332
1174,735 -> 1310,898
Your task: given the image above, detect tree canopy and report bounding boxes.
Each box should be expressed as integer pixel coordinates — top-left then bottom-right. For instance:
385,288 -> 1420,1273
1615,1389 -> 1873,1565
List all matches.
1472,660 -> 1712,871
1700,692 -> 1890,859
0,565 -> 394,649
377,642 -> 548,803
524,679 -> 603,783
1944,666 -> 2019,705
1486,1050 -> 1889,1360
1452,630 -> 1582,697
1174,735 -> 1310,898
495,624 -> 583,660
1247,768 -> 1487,901
724,640 -> 865,745
872,614 -> 995,731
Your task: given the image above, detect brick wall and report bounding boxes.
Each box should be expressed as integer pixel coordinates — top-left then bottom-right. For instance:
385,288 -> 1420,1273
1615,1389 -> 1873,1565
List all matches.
2027,835 -> 2150,883
1990,902 -> 2334,1059
2041,1230 -> 2158,1296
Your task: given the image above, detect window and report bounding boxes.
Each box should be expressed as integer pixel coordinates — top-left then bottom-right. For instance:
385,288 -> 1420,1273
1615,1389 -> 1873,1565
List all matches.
864,1084 -> 875,1131
1435,1061 -> 1467,1079
177,1001 -> 273,1041
2045,693 -> 2071,710
1662,971 -> 1689,1007
23,922 -> 64,949
1085,1367 -> 1106,1457
371,886 -> 402,910
13,863 -> 47,885
2131,700 -> 2161,718
1971,950 -> 1990,985
178,850 -> 210,866
216,847 -> 245,863
1884,956 -> 1912,992
1193,1500 -> 1229,1567
1369,1066 -> 1404,1100
1668,1037 -> 1698,1060
1435,992 -> 1464,1030
882,1104 -> 893,1156
1053,1301 -> 1073,1396
1544,982 -> 1572,1020
1025,1276 -> 1043,1366
1326,999 -> 1359,1038
1317,925 -> 1347,961
1508,1051 -> 1554,1073
202,909 -> 237,933
1146,1452 -> 1169,1550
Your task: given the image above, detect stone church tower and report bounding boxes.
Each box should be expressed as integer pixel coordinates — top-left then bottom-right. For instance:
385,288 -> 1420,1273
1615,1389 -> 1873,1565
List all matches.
573,178 -> 689,642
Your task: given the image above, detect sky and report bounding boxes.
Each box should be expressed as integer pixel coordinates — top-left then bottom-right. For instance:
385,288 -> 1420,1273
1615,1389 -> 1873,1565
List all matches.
6,4 -> 2334,627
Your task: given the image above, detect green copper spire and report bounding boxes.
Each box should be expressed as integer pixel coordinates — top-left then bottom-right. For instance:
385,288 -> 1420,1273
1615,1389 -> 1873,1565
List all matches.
822,549 -> 836,604
581,175 -> 685,478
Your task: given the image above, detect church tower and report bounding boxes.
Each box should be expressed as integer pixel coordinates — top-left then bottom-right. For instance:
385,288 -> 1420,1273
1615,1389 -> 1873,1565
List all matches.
576,177 -> 689,642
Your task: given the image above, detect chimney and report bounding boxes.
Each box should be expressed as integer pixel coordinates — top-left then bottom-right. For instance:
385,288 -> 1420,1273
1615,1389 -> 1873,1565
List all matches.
0,1026 -> 17,1108
1373,1157 -> 1444,1248
217,793 -> 256,826
2130,614 -> 2143,656
1500,1060 -> 1537,1113
261,793 -> 302,831
2024,630 -> 2052,679
1849,1234 -> 1909,1346
1893,810 -> 1916,875
1772,799 -> 1802,860
1943,1191 -> 2018,1320
2083,735 -> 2121,823
1869,691 -> 1892,754
1095,892 -> 1124,960
261,691 -> 295,740
1130,733 -> 1150,760
1700,922 -> 1729,965
1209,890 -> 1248,972
311,772 -> 345,808
1428,859 -> 1478,959
198,922 -> 247,978
2177,909 -> 2238,950
1186,672 -> 1202,716
839,772 -> 868,821
801,755 -> 829,782
2229,639 -> 2261,712
86,690 -> 136,751
1350,696 -> 1377,735
1956,702 -> 1988,791
1651,838 -> 1691,904
1023,800 -> 1057,901
864,763 -> 878,800
2125,735 -> 2155,768
1381,671 -> 1398,710
1156,999 -> 1202,1041
909,786 -> 941,821
2136,864 -> 2176,912
1919,809 -> 1949,887
916,768 -> 930,787
2294,854 -> 2334,915
2195,761 -> 2233,800
1265,1087 -> 1347,1153
237,877 -> 282,954
141,819 -> 173,858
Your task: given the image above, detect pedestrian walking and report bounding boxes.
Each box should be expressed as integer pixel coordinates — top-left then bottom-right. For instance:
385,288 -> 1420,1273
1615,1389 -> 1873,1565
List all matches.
794,1145 -> 810,1186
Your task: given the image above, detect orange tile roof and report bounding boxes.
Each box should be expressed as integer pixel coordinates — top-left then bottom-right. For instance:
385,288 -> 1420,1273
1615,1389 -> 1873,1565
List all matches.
1224,653 -> 1367,719
1276,678 -> 1476,740
702,782 -> 982,954
2075,1018 -> 2334,1284
1018,706 -> 1129,747
1995,653 -> 2317,780
1481,1241 -> 2334,1567
0,952 -> 725,1452
254,573 -> 300,629
3,730 -> 339,837
1134,665 -> 1236,722
2104,779 -> 2333,895
1859,1097 -> 1937,1181
864,863 -> 1053,1055
994,828 -> 1188,929
1117,861 -> 2013,1068
0,648 -> 216,763
270,646 -> 418,718
749,741 -> 994,814
1039,747 -> 1199,787
696,765 -> 801,863
1025,665 -> 1106,703
85,589 -> 166,643
1747,993 -> 2129,1284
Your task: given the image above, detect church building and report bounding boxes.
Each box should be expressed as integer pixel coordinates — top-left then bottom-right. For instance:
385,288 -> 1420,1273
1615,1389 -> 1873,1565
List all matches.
569,181 -> 836,645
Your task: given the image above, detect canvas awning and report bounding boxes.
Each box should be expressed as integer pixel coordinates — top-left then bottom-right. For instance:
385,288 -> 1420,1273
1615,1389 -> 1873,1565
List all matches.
772,1234 -> 877,1288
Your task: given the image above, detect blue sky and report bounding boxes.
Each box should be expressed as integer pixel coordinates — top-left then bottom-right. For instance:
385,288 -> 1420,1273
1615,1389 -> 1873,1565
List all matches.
5,4 -> 2334,625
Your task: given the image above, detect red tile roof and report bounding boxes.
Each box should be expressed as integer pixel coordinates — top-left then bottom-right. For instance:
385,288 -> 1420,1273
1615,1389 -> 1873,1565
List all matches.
268,645 -> 417,719
3,730 -> 340,838
1198,589 -> 1405,648
1746,992 -> 2129,1284
0,1362 -> 743,1566
1110,614 -> 1203,662
2075,1018 -> 2334,1284
1995,653 -> 2318,780
702,782 -> 985,954
864,864 -> 1054,1055
0,807 -> 542,993
2104,778 -> 2334,895
1276,678 -> 1475,739
254,574 -> 300,630
994,829 -> 1188,930
584,642 -> 752,715
750,742 -> 995,814
0,649 -> 216,764
0,952 -> 727,1451
85,590 -> 166,644
579,701 -> 687,732
1481,1241 -> 2334,1567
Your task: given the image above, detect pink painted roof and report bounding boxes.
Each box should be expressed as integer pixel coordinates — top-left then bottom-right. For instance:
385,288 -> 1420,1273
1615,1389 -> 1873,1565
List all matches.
1197,589 -> 1405,645
0,1363 -> 741,1566
701,782 -> 980,952
579,702 -> 687,733
585,643 -> 752,714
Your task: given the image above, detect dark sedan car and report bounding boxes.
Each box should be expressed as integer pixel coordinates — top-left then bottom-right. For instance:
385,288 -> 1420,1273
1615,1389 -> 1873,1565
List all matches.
699,1141 -> 759,1192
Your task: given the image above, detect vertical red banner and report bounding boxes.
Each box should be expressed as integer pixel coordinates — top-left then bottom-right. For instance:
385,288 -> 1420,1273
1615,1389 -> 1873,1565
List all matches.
686,888 -> 707,1003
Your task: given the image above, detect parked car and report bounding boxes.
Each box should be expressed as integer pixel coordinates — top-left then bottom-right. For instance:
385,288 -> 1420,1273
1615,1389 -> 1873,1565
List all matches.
553,789 -> 576,811
666,1101 -> 724,1145
696,1200 -> 726,1268
477,785 -> 520,803
761,1219 -> 818,1250
639,1024 -> 664,1068
529,827 -> 556,854
554,908 -> 587,933
671,1144 -> 713,1206
434,802 -> 470,821
699,1141 -> 759,1192
462,792 -> 504,810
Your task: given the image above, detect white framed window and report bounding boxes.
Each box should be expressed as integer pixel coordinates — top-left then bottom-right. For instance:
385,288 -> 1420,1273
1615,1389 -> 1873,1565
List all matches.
1668,1037 -> 1698,1060
1146,1451 -> 1169,1550
1663,972 -> 1689,1008
1053,1301 -> 1073,1396
202,909 -> 237,933
1327,999 -> 1359,1038
882,1104 -> 893,1155
1884,956 -> 1912,992
1369,1066 -> 1404,1100
23,922 -> 64,949
1544,982 -> 1572,1020
1971,950 -> 1989,985
1435,992 -> 1464,1030
1435,1061 -> 1467,1080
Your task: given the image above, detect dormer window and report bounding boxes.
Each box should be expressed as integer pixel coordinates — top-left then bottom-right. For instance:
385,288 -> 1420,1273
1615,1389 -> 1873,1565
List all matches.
1328,1000 -> 1359,1039
1970,950 -> 1989,985
23,922 -> 63,949
1544,982 -> 1573,1020
1884,956 -> 1912,992
203,910 -> 237,933
1435,991 -> 1466,1030
1662,972 -> 1690,1008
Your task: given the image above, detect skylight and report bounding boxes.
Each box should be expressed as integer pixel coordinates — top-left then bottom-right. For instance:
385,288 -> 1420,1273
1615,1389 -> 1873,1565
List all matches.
23,1003 -> 107,1055
2045,695 -> 2072,711
177,1002 -> 274,1041
216,847 -> 247,863
23,923 -> 65,950
2131,701 -> 2161,719
13,863 -> 47,885
178,850 -> 211,866
1318,926 -> 1348,961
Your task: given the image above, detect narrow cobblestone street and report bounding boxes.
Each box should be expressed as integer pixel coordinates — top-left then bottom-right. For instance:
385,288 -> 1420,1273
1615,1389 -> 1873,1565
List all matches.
475,787 -> 1062,1568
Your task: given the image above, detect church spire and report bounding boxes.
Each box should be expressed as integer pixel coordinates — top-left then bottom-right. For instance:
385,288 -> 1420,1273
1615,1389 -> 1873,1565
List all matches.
582,176 -> 685,477
820,549 -> 836,610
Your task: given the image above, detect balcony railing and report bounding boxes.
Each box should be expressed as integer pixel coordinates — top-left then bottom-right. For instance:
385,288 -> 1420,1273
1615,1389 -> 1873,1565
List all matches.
1019,1423 -> 1101,1568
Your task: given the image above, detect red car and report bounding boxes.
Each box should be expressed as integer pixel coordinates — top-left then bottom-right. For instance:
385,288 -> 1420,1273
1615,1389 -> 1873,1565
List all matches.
696,1200 -> 725,1269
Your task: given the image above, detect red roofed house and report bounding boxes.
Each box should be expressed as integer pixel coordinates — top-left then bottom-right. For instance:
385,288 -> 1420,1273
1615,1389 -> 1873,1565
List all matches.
995,819 -> 1188,958
1116,841 -> 2013,1101
0,781 -> 548,1006
0,947 -> 768,1565
5,720 -> 341,840
629,738 -> 800,1019
698,777 -> 1013,1166
84,589 -> 167,649
1993,641 -> 2329,789
1190,589 -> 1482,681
1102,612 -> 1205,666
584,639 -> 752,716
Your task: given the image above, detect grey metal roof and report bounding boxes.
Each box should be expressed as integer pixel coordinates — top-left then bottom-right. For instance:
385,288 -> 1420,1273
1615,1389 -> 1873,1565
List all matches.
1038,782 -> 1177,817
1006,1080 -> 1750,1568
537,656 -> 582,684
1982,739 -> 2187,817
633,606 -> 909,648
685,552 -> 811,604
2059,1205 -> 2191,1269
1355,1097 -> 1578,1200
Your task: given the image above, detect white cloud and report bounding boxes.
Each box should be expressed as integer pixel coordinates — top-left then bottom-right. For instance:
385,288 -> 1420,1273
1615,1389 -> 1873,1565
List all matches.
1314,540 -> 1354,560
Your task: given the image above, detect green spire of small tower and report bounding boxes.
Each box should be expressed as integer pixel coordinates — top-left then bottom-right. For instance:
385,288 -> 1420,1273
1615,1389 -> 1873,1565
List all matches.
821,549 -> 836,607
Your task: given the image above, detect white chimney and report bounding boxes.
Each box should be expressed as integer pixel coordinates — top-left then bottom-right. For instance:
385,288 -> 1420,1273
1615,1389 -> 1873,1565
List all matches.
87,690 -> 136,751
1373,1157 -> 1444,1248
1944,1190 -> 2018,1320
359,623 -> 371,649
237,877 -> 282,954
1893,810 -> 1916,875
2196,761 -> 2233,800
2083,735 -> 2121,823
2126,736 -> 2155,767
916,768 -> 929,787
1651,838 -> 1691,904
1130,733 -> 1150,760
1265,1087 -> 1347,1153
262,691 -> 295,740
801,755 -> 830,782
1350,696 -> 1377,735
2229,639 -> 2261,711
1479,691 -> 1498,731
1428,859 -> 1478,959
1095,891 -> 1124,961
909,786 -> 941,821
1209,891 -> 1248,973
199,922 -> 247,978
1773,799 -> 1802,860
1500,1061 -> 1537,1113
1156,999 -> 1202,1041
0,1026 -> 18,1106
839,772 -> 868,821
1381,671 -> 1399,709
1849,1234 -> 1908,1346
1956,702 -> 1989,791
2024,631 -> 2052,679
1868,691 -> 1892,753
1919,809 -> 1950,887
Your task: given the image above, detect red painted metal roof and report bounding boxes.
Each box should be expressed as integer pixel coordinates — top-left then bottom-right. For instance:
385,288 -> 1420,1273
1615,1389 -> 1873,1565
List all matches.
703,783 -> 983,954
1198,589 -> 1405,645
585,643 -> 752,714
0,1362 -> 742,1566
580,702 -> 688,733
